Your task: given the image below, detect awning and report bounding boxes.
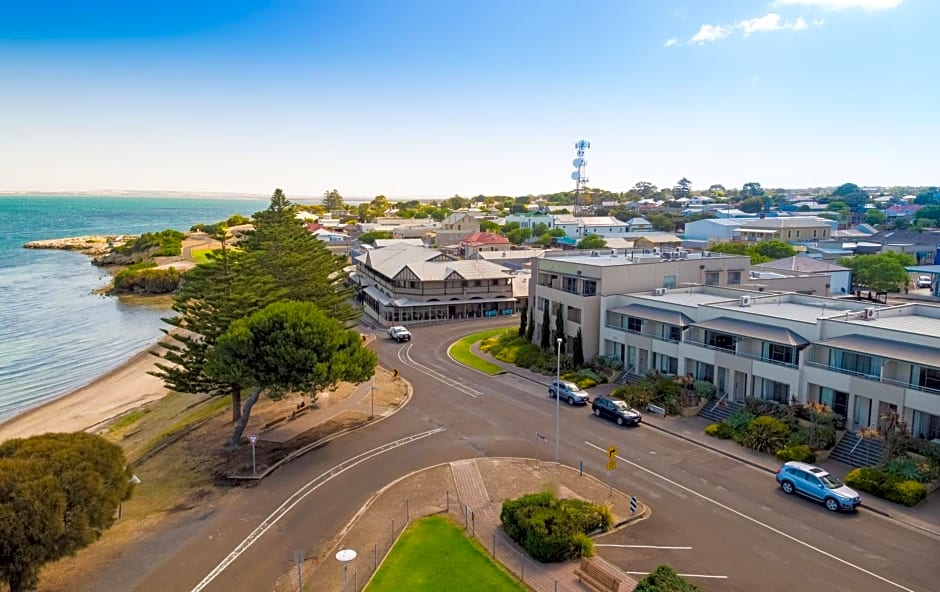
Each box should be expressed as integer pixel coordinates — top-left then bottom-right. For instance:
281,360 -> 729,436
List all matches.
815,335 -> 940,368
391,296 -> 518,308
906,265 -> 940,275
608,304 -> 692,327
692,317 -> 809,347
362,285 -> 391,306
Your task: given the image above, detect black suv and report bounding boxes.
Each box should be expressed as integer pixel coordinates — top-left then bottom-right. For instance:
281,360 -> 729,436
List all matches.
591,396 -> 642,426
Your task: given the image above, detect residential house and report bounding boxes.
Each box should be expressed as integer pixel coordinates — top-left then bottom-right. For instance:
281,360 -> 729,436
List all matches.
459,232 -> 511,258
755,255 -> 852,296
734,217 -> 834,244
435,212 -> 481,246
469,248 -> 547,272
864,230 -> 940,264
552,215 -> 629,239
886,204 -> 922,219
683,218 -> 747,242
354,244 -> 517,325
626,217 -> 653,232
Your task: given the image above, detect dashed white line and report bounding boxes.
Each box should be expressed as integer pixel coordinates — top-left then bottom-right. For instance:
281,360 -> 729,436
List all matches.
627,572 -> 728,579
190,428 -> 446,592
584,441 -> 918,592
596,544 -> 692,550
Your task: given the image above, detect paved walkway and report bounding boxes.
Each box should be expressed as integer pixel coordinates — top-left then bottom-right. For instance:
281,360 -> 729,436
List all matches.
259,381 -> 376,443
471,343 -> 940,537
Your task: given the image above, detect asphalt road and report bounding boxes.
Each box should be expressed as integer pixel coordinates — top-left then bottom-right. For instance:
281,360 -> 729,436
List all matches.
132,319 -> 940,592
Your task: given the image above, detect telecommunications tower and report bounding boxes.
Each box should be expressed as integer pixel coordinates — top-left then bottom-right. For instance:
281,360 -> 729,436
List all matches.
571,140 -> 590,215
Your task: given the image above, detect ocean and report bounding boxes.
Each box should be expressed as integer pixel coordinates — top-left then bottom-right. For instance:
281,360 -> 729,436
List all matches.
0,195 -> 270,424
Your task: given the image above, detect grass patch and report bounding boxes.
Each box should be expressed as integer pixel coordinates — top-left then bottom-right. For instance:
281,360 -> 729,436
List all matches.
142,395 -> 231,456
367,515 -> 525,592
190,247 -> 213,265
107,408 -> 151,434
449,328 -> 508,375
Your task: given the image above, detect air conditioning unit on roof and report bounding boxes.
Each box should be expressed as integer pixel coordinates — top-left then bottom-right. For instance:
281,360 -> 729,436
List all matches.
739,295 -> 752,307
654,287 -> 667,296
864,307 -> 876,320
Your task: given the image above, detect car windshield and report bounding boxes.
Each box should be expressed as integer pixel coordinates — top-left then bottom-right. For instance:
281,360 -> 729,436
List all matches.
565,383 -> 584,392
820,474 -> 843,489
612,400 -> 632,411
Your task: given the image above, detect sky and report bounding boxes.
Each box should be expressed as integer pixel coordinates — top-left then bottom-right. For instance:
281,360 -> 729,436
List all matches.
1,0 -> 937,198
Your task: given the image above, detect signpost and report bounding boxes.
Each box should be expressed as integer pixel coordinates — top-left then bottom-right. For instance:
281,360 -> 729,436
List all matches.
606,445 -> 617,496
248,434 -> 258,475
336,548 -> 358,592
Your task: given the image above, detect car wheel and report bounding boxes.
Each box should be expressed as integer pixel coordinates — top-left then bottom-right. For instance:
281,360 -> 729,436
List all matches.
594,408 -> 601,417
567,396 -> 575,406
616,417 -> 624,426
825,498 -> 840,512
781,480 -> 795,495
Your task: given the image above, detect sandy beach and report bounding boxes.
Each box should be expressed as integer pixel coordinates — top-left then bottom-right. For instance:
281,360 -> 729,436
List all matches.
0,346 -> 169,442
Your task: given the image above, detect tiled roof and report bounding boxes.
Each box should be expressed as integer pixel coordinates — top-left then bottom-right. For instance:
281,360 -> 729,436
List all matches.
460,232 -> 510,246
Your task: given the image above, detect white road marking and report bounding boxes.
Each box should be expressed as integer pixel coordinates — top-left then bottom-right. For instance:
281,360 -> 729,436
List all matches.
397,342 -> 482,397
584,441 -> 918,592
627,572 -> 728,579
189,428 -> 446,592
597,544 -> 692,550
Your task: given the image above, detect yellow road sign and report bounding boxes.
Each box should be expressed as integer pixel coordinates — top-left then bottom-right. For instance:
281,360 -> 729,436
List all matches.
606,445 -> 617,459
606,459 -> 617,471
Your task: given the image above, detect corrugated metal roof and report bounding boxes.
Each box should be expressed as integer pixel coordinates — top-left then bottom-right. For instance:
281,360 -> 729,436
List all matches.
608,304 -> 693,327
815,334 -> 940,368
692,317 -> 810,346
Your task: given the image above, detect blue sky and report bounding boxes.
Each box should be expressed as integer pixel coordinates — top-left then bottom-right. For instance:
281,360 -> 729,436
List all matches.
1,0 -> 936,198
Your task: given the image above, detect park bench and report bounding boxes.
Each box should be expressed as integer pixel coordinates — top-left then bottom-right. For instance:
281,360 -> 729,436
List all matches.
574,556 -> 622,592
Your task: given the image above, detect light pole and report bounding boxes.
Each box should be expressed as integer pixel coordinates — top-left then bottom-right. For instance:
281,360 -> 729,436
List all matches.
336,548 -> 357,592
555,337 -> 562,463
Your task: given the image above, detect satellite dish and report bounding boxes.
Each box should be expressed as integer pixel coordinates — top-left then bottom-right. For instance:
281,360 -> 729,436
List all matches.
571,171 -> 581,181
572,158 -> 585,168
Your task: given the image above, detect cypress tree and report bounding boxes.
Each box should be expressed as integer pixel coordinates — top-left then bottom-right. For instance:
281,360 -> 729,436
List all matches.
554,304 -> 566,353
525,306 -> 535,342
573,328 -> 584,367
518,306 -> 527,337
540,306 -> 551,349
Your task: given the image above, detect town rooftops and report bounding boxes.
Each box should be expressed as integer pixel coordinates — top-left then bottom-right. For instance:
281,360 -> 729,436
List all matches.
459,232 -> 510,246
756,255 -> 849,274
738,217 -> 832,229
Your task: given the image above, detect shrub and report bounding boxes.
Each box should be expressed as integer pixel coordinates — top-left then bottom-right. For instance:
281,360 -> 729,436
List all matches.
885,480 -> 928,507
705,423 -> 721,437
745,397 -> 792,420
845,467 -> 898,498
634,565 -> 702,592
726,409 -> 755,434
775,445 -> 816,463
806,424 -> 837,451
705,423 -> 734,440
787,429 -> 808,447
884,457 -> 935,483
693,380 -> 717,398
907,438 -> 940,466
741,416 -> 790,454
500,492 -> 611,562
612,385 -> 652,409
574,368 -> 603,383
112,267 -> 182,294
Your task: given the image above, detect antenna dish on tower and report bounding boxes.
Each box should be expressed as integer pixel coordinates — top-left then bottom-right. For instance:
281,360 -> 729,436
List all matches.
569,140 -> 590,215
570,171 -> 581,181
572,158 -> 585,168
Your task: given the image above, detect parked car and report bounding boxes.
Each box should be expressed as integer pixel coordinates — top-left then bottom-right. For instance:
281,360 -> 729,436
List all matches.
591,396 -> 642,426
388,326 -> 412,342
917,275 -> 932,289
775,461 -> 861,512
548,380 -> 589,405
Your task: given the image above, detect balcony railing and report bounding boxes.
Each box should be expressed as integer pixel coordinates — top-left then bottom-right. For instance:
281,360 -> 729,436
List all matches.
804,360 -> 882,381
881,377 -> 940,396
685,338 -> 799,368
605,324 -> 680,343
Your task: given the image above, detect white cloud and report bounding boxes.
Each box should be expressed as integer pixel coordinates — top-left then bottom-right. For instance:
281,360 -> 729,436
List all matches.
688,13 -> 816,44
772,0 -> 902,9
664,37 -> 679,47
690,24 -> 732,44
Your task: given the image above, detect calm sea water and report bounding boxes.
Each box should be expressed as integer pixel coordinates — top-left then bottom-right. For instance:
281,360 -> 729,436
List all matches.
0,195 -> 270,423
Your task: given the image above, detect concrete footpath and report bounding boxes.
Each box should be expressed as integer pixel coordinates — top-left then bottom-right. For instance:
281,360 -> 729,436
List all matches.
284,458 -> 649,592
470,343 -> 940,538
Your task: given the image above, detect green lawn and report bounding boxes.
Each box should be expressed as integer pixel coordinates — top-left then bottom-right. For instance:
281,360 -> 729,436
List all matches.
448,328 -> 508,375
366,515 -> 525,592
190,247 -> 212,265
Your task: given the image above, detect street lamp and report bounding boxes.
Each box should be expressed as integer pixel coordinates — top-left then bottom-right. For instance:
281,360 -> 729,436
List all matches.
555,337 -> 562,464
336,548 -> 357,592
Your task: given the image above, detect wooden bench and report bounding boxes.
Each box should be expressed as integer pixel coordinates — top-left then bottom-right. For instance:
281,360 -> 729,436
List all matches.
574,557 -> 622,592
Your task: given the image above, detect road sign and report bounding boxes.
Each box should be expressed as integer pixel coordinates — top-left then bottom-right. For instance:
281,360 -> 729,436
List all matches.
248,434 -> 258,445
606,459 -> 617,471
630,496 -> 638,513
606,445 -> 617,459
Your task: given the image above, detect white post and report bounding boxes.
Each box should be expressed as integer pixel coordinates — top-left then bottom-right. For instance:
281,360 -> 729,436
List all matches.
555,337 -> 562,464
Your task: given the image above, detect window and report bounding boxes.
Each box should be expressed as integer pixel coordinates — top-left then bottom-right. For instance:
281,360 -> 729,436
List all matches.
796,230 -> 801,238
582,280 -> 597,296
538,297 -> 549,311
705,271 -> 719,286
656,354 -> 678,374
706,331 -> 735,352
695,361 -> 714,382
760,379 -> 790,404
665,325 -> 682,342
830,349 -> 880,377
763,343 -> 796,365
728,271 -> 742,285
663,275 -> 677,289
813,230 -> 818,238
787,230 -> 792,238
627,317 -> 642,333
568,306 -> 582,324
474,280 -> 482,286
918,367 -> 940,392
563,276 -> 578,294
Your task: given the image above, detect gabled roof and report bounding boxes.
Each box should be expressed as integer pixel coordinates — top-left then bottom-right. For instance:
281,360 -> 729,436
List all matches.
398,259 -> 511,281
355,244 -> 451,277
460,232 -> 510,246
756,255 -> 849,273
627,217 -> 651,225
692,317 -> 810,346
738,217 -> 832,230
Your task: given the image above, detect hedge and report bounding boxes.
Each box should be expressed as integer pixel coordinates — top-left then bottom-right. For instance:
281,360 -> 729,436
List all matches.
845,467 -> 927,507
775,445 -> 816,463
500,493 -> 611,562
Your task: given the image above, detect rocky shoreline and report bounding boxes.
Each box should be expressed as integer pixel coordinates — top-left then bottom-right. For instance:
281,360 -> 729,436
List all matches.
23,235 -> 136,256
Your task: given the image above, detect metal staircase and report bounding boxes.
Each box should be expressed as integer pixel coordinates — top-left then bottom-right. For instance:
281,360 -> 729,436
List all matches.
827,432 -> 885,468
697,397 -> 745,424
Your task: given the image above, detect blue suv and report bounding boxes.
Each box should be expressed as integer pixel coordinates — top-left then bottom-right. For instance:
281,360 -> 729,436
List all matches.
775,461 -> 861,512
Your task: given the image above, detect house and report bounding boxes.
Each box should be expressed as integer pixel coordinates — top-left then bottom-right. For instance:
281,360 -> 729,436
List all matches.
469,248 -> 547,272
459,232 -> 511,258
552,215 -> 629,238
683,218 -> 747,242
864,230 -> 940,264
599,288 -> 940,438
626,217 -> 653,232
632,234 -> 683,250
435,212 -> 482,246
504,212 -> 555,231
354,244 -> 517,325
373,238 -> 426,248
734,217 -> 834,244
755,255 -> 852,296
886,204 -> 922,219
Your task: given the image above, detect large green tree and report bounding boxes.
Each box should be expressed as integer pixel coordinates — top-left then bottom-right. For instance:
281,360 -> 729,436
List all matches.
321,188 -> 344,210
572,328 -> 584,367
207,301 -> 377,446
577,234 -> 607,250
839,252 -> 914,294
244,189 -> 360,323
0,433 -> 133,592
753,240 -> 797,261
540,306 -> 551,349
554,305 -> 566,353
673,178 -> 692,199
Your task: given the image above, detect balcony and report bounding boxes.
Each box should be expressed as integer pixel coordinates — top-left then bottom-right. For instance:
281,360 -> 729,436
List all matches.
605,324 -> 680,343
804,360 -> 881,381
685,338 -> 798,368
